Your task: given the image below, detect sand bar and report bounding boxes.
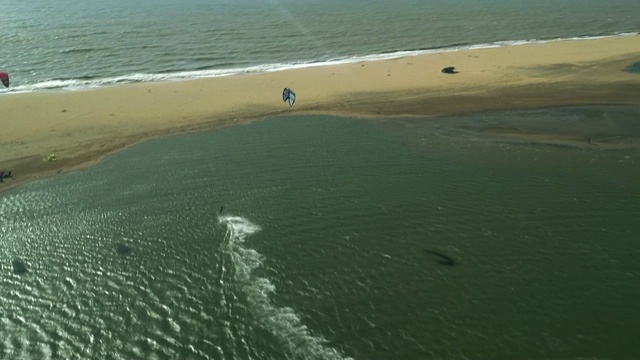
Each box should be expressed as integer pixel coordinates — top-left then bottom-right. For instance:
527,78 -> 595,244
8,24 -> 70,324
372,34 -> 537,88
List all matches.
1,35 -> 639,192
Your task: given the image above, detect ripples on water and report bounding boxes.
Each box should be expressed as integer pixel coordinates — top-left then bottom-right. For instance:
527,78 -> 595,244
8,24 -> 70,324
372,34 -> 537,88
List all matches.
1,182 -> 353,359
2,110 -> 640,359
1,210 -> 351,359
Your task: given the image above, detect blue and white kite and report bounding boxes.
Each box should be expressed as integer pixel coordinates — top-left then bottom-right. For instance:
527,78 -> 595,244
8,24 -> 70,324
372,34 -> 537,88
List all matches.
282,87 -> 296,107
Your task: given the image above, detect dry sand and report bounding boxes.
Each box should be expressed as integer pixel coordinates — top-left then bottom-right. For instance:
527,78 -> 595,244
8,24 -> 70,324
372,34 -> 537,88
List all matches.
1,35 -> 639,192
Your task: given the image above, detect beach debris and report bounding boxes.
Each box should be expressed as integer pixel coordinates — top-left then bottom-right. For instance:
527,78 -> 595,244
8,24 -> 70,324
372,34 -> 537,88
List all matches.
441,66 -> 458,74
12,258 -> 28,275
0,72 -> 9,87
44,153 -> 57,162
282,87 -> 296,107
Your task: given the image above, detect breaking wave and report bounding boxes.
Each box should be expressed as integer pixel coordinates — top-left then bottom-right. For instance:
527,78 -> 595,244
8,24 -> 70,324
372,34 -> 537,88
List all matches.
2,32 -> 636,94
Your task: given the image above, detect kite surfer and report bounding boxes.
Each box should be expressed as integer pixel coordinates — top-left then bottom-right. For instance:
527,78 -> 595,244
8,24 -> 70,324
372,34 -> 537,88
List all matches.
282,87 -> 296,107
0,170 -> 12,182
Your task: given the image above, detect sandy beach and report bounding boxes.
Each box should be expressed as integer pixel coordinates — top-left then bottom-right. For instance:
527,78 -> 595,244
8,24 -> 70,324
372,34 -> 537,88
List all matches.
1,35 -> 639,192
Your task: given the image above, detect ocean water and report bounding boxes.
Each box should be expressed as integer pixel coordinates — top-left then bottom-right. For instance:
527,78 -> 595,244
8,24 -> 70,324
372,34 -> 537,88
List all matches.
0,0 -> 639,92
2,107 -> 640,359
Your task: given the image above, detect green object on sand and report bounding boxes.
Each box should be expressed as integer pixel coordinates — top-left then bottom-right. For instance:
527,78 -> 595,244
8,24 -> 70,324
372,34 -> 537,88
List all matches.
44,153 -> 57,162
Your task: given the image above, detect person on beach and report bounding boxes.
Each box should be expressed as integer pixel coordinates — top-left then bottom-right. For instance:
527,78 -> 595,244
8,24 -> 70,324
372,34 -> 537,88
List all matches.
0,170 -> 12,181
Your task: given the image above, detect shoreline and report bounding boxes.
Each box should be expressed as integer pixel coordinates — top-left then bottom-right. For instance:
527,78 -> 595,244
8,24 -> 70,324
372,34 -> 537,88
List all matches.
1,35 -> 640,194
5,33 -> 637,94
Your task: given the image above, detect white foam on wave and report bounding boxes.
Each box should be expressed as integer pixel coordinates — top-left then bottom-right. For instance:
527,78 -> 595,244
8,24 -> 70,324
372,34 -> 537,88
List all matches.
2,32 -> 636,95
218,215 -> 352,360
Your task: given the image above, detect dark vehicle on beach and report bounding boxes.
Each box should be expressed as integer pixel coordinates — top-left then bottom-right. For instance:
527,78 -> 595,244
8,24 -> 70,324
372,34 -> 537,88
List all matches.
441,66 -> 457,74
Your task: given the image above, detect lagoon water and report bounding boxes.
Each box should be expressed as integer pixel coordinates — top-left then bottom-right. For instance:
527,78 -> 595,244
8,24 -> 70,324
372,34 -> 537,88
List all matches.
2,107 -> 640,359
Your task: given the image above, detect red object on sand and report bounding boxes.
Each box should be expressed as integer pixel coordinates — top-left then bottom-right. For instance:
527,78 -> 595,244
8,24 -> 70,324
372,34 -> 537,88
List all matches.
0,72 -> 9,87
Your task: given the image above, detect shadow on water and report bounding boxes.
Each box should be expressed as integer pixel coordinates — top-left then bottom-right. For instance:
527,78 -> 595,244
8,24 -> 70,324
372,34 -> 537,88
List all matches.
116,243 -> 132,256
425,250 -> 457,266
625,62 -> 640,74
12,258 -> 29,274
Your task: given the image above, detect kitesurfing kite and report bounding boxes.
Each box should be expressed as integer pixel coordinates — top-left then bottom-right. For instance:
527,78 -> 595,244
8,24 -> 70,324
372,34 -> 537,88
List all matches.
282,87 -> 296,107
0,72 -> 9,88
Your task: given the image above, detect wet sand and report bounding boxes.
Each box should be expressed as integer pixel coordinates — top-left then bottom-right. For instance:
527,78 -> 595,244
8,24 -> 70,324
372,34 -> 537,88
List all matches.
1,35 -> 639,192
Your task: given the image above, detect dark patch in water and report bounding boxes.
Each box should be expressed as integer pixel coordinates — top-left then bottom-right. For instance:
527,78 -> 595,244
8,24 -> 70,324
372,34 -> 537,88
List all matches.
12,258 -> 28,274
625,62 -> 640,74
425,250 -> 457,266
116,243 -> 131,256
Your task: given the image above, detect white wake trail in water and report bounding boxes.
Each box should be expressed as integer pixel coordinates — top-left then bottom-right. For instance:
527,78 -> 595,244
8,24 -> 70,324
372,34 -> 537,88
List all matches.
218,215 -> 352,360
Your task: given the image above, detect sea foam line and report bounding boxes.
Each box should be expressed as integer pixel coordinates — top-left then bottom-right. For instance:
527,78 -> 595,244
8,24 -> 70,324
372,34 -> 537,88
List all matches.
2,32 -> 637,94
218,215 -> 352,360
